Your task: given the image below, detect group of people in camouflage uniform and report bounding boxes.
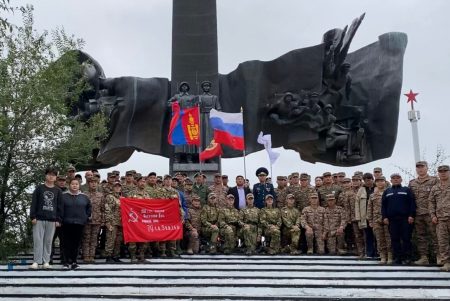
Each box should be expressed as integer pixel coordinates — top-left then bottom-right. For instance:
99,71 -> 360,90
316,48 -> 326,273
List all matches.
42,161 -> 450,272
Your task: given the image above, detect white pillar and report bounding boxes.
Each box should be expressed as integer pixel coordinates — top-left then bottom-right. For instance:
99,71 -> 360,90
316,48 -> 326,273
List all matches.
408,110 -> 421,162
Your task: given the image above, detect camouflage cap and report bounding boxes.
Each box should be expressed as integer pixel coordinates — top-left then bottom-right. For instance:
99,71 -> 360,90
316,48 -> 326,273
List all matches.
191,194 -> 201,200
375,176 -> 386,181
56,175 -> 66,181
416,161 -> 428,167
342,178 -> 351,183
326,194 -> 336,200
246,193 -> 254,199
353,171 -> 364,177
332,173 -> 338,177
208,192 -> 217,199
226,194 -> 235,199
113,181 -> 122,186
438,165 -> 450,172
265,194 -> 274,200
125,170 -> 134,176
174,172 -> 182,176
87,177 -> 99,183
323,172 -> 332,177
67,165 -> 76,172
112,170 -> 120,175
184,178 -> 193,184
309,192 -> 319,198
163,174 -> 172,179
277,176 -> 287,180
290,172 -> 299,178
351,175 -> 361,181
300,173 -> 309,180
390,173 -> 402,178
286,193 -> 295,199
338,172 -> 346,177
107,172 -> 115,178
373,167 -> 382,172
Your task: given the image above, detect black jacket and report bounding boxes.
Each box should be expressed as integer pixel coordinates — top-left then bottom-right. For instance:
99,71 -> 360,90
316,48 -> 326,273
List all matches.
61,192 -> 92,225
382,185 -> 416,219
30,184 -> 63,222
228,186 -> 252,209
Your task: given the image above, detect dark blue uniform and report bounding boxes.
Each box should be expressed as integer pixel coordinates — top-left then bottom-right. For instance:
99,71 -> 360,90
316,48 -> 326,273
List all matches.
382,185 -> 416,264
252,183 -> 276,209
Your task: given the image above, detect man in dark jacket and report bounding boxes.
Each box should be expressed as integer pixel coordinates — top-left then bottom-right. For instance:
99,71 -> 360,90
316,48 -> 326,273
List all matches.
227,175 -> 251,210
382,173 -> 416,265
29,167 -> 63,269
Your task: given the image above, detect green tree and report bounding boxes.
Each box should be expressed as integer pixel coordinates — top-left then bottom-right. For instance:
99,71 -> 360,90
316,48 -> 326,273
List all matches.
0,5 -> 107,259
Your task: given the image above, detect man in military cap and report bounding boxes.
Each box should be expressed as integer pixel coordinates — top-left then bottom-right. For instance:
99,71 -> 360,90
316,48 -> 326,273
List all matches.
253,167 -> 276,209
323,194 -> 346,255
182,178 -> 194,208
239,193 -> 261,255
382,173 -> 416,265
101,172 -> 116,195
56,175 -> 68,192
259,194 -> 282,255
66,165 -> 76,181
209,173 -> 228,208
356,172 -> 376,258
185,195 -> 202,254
280,194 -> 301,254
409,161 -> 439,265
122,170 -> 136,197
287,172 -> 301,206
429,165 -> 450,271
200,193 -> 220,254
337,172 -> 346,187
145,172 -> 158,195
275,176 -> 289,209
104,181 -> 123,263
373,167 -> 391,188
301,192 -> 325,254
80,170 -> 94,193
222,175 -> 229,189
193,173 -> 210,206
351,175 -> 362,193
317,172 -> 342,207
218,194 -> 241,254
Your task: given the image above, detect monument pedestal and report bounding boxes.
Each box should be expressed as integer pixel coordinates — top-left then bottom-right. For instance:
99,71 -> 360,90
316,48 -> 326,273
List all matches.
170,161 -> 221,182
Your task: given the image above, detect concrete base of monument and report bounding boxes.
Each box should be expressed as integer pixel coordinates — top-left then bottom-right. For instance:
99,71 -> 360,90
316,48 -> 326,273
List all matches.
172,162 -> 220,181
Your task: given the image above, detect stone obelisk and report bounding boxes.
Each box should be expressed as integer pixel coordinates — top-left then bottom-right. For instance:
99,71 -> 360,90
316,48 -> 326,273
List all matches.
170,0 -> 220,177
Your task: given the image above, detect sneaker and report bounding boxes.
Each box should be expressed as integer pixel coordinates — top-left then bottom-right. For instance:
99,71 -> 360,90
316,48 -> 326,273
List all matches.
71,263 -> 79,270
42,262 -> 52,269
29,262 -> 39,269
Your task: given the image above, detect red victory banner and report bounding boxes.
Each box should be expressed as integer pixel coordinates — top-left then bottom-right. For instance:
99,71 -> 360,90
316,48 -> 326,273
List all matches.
120,198 -> 183,243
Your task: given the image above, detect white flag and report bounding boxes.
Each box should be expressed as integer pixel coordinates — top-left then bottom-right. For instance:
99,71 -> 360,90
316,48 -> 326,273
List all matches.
257,131 -> 280,165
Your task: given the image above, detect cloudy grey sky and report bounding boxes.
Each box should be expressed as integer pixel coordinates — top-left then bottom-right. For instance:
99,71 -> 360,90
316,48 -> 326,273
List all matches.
16,0 -> 450,183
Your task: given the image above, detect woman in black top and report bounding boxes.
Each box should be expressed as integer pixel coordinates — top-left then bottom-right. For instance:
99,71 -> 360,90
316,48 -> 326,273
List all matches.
61,178 -> 91,269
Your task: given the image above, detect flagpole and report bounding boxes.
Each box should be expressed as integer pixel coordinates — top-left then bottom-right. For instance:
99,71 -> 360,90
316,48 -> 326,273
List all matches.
241,106 -> 247,181
198,101 -> 202,173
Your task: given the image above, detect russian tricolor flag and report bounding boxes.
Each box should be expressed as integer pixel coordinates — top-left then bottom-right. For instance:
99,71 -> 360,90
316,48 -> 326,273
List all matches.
210,109 -> 244,151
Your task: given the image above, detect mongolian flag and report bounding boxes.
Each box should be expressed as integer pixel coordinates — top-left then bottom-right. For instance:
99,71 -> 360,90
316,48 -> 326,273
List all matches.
199,139 -> 223,161
210,109 -> 244,151
168,102 -> 200,146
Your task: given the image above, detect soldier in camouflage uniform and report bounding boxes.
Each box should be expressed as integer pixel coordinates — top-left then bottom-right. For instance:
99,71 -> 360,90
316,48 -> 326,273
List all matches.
409,161 -> 439,265
351,175 -> 362,194
281,194 -> 301,255
101,172 -> 116,195
218,194 -> 241,254
317,172 -> 342,207
259,194 -> 282,254
128,176 -> 151,262
159,175 -> 183,257
239,193 -> 261,255
209,173 -> 228,208
185,195 -> 202,254
324,194 -> 346,254
367,176 -> 392,264
429,165 -> 450,271
200,192 -> 220,254
286,172 -> 301,206
275,176 -> 289,209
339,178 -> 365,257
82,178 -> 104,263
192,173 -> 210,206
297,173 -> 316,212
104,182 -> 123,262
301,192 -> 325,254
122,170 -> 136,197
183,178 -> 194,208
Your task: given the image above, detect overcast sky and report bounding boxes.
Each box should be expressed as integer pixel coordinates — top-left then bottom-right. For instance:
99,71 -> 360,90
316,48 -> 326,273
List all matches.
15,0 -> 450,183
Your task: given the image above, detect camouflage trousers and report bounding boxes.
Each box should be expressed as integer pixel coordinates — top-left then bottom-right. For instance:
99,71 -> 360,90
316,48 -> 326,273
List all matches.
105,226 -> 123,257
263,226 -> 281,252
241,224 -> 259,252
82,224 -> 101,259
326,230 -> 345,254
415,214 -> 438,258
436,218 -> 450,264
186,228 -> 200,253
159,240 -> 176,254
202,226 -> 219,247
373,221 -> 391,257
305,228 -> 325,254
281,227 -> 300,250
128,242 -> 148,258
351,222 -> 365,256
220,225 -> 237,252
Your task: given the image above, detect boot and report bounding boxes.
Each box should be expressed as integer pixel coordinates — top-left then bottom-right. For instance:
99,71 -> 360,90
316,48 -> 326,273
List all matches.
160,250 -> 167,257
105,256 -> 115,264
113,257 -> 122,263
440,263 -> 450,272
338,249 -> 347,255
379,254 -> 387,265
387,252 -> 393,265
130,255 -> 138,263
414,256 -> 429,266
186,248 -> 194,255
209,246 -> 217,255
437,255 -> 443,266
307,248 -> 313,255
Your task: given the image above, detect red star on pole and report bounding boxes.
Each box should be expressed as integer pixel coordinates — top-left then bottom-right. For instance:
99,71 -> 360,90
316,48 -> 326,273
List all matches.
404,89 -> 418,110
